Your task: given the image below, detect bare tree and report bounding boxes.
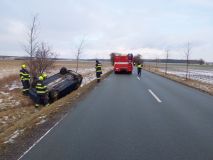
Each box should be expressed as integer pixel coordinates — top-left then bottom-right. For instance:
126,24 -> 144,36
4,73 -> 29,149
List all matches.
199,58 -> 205,65
185,42 -> 192,80
165,49 -> 169,75
24,15 -> 57,78
76,38 -> 85,73
35,42 -> 57,75
24,15 -> 39,77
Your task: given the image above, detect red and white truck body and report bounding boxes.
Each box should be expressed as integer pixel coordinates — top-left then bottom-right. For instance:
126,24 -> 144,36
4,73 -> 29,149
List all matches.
114,54 -> 133,74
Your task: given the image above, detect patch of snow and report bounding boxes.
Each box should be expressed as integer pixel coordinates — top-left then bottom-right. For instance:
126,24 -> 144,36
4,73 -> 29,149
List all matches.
0,100 -> 20,109
39,115 -> 47,119
15,101 -> 20,106
36,119 -> 47,125
4,129 -> 24,144
81,74 -> 96,87
36,115 -> 47,125
1,121 -> 6,124
0,118 -> 6,124
0,91 -> 9,96
78,68 -> 96,75
8,81 -> 21,91
0,105 -> 6,110
160,69 -> 213,85
80,67 -> 112,87
8,96 -> 13,100
3,116 -> 9,121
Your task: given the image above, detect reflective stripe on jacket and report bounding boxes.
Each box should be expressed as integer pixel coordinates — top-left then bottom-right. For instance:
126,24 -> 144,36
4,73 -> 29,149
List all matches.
36,81 -> 48,95
96,63 -> 102,73
137,64 -> 142,69
20,69 -> 30,81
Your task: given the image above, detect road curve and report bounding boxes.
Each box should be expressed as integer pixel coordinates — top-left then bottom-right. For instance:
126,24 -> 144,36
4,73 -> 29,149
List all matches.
20,70 -> 213,160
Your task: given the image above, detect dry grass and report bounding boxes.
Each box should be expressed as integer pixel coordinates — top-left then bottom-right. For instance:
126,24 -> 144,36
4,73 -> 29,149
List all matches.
0,74 -> 19,88
0,60 -> 23,68
0,60 -> 23,79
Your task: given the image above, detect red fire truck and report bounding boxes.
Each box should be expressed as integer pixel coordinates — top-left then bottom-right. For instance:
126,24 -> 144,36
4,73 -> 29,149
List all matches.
114,53 -> 133,74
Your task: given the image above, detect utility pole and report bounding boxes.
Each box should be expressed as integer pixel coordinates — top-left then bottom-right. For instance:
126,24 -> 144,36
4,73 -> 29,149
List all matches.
185,42 -> 191,80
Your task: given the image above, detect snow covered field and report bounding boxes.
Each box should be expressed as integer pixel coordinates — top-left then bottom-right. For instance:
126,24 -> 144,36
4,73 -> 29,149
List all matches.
163,69 -> 213,84
153,63 -> 213,84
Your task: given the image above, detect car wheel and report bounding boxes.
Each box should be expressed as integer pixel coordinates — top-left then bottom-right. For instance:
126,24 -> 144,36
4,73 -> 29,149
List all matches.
60,67 -> 68,75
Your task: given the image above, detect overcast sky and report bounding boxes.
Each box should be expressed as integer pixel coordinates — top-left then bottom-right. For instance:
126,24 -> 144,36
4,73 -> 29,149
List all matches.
0,0 -> 213,61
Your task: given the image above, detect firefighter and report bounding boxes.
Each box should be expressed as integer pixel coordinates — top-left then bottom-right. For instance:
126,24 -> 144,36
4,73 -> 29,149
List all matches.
35,76 -> 49,108
96,60 -> 102,82
31,73 -> 47,88
137,63 -> 143,77
19,64 -> 31,95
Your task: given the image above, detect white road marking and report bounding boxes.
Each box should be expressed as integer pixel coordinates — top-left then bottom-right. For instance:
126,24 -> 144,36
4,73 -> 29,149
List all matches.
148,89 -> 162,103
137,76 -> 140,80
17,113 -> 68,160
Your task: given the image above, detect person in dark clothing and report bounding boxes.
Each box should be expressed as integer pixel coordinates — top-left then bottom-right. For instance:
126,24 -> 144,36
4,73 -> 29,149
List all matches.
96,60 -> 102,82
35,76 -> 49,108
19,64 -> 31,95
137,63 -> 143,77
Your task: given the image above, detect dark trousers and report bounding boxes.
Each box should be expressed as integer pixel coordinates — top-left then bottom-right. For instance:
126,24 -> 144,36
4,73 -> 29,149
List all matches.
35,94 -> 49,107
21,80 -> 30,94
96,72 -> 101,82
137,68 -> 141,77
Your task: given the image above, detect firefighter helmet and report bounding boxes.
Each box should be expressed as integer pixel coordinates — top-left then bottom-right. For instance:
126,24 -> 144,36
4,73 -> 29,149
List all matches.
42,73 -> 47,79
39,76 -> 44,81
21,64 -> 26,69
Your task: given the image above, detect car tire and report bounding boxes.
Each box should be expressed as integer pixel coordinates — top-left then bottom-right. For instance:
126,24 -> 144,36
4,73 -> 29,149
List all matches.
60,67 -> 68,75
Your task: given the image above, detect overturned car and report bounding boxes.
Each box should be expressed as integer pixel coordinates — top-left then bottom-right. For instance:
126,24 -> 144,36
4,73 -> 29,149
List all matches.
29,67 -> 83,103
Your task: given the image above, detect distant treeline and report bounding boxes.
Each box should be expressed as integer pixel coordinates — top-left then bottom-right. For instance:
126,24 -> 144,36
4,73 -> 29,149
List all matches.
143,59 -> 206,65
0,56 -> 209,64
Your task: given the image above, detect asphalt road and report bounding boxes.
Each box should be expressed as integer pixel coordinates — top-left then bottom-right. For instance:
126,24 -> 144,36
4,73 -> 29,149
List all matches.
20,70 -> 213,160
